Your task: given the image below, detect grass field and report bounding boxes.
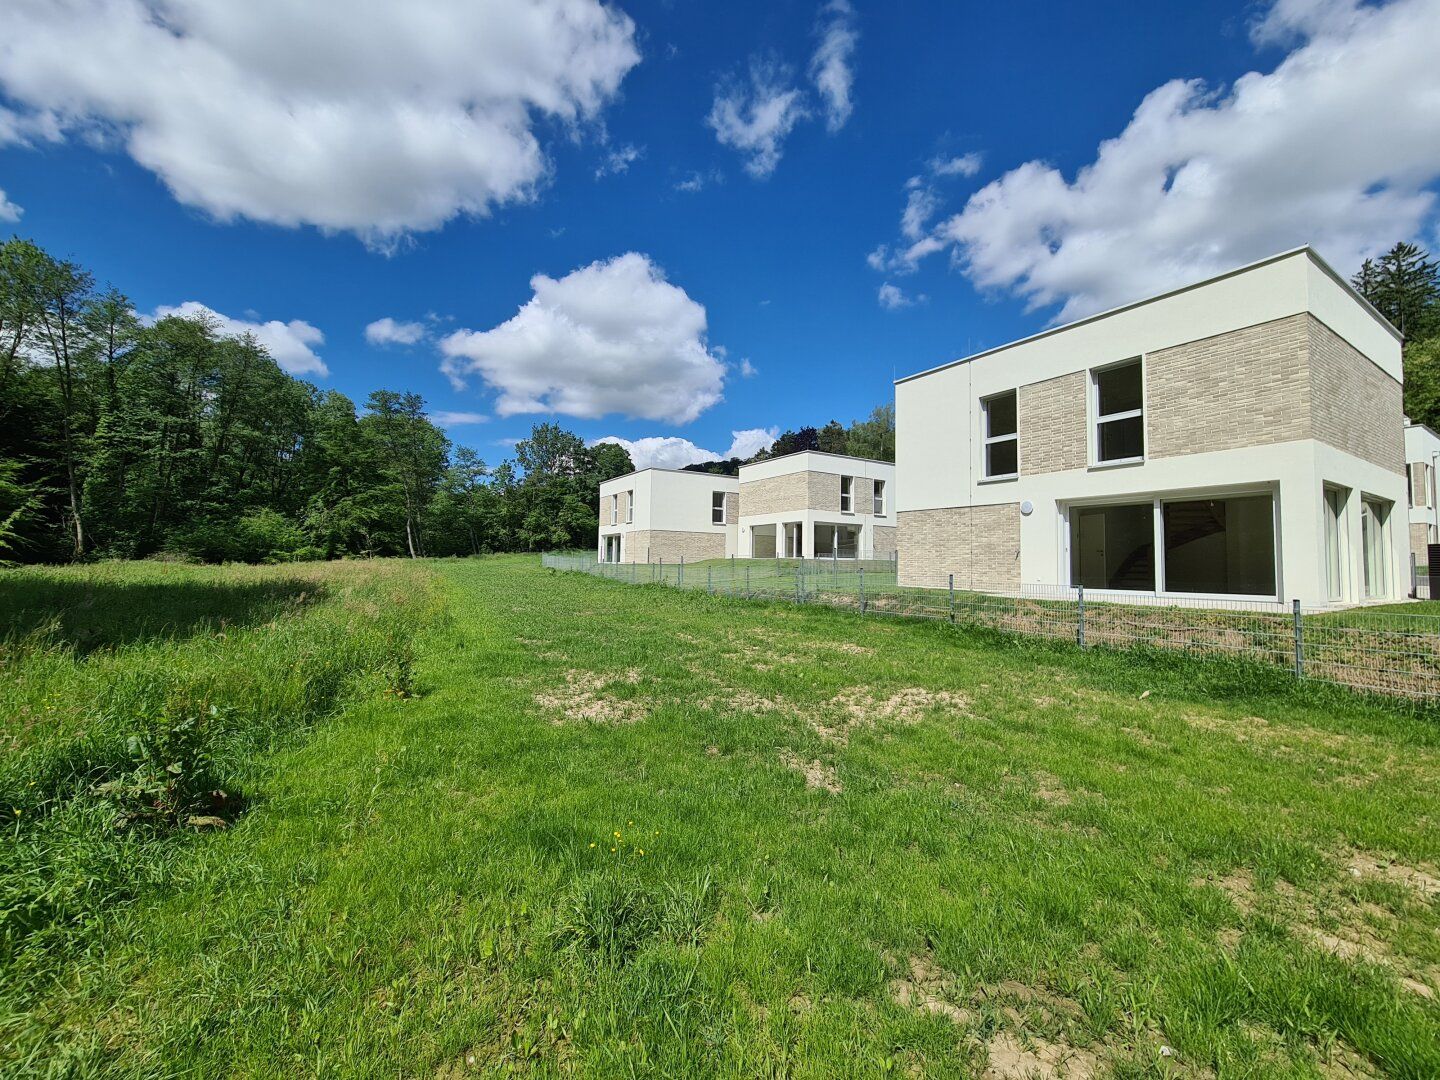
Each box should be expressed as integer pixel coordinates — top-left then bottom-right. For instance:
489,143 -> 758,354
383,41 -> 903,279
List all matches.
3,555 -> 1439,1077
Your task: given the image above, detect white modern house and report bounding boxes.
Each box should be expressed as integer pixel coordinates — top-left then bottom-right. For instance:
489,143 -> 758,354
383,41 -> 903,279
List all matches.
1405,420 -> 1440,565
596,469 -> 737,564
894,247 -> 1406,608
737,451 -> 897,560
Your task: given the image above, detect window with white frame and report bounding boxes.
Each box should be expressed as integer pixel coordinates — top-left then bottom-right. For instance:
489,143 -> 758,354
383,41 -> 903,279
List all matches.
712,490 -> 727,525
610,493 -> 618,525
840,475 -> 854,512
625,490 -> 634,523
873,478 -> 886,515
1093,359 -> 1144,464
982,390 -> 1018,479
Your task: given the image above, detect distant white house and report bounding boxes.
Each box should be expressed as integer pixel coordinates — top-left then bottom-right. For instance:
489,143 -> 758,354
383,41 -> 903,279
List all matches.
1405,420 -> 1440,566
736,451 -> 896,560
894,247 -> 1406,607
595,451 -> 897,564
597,469 -> 737,564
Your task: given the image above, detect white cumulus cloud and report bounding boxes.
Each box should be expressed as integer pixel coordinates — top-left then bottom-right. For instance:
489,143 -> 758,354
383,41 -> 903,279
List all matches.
0,0 -> 640,248
708,1 -> 859,177
810,0 -> 858,132
439,252 -> 726,425
151,301 -> 327,376
885,0 -> 1440,322
365,317 -> 427,347
593,427 -> 778,470
707,59 -> 809,179
0,188 -> 20,223
878,283 -> 924,310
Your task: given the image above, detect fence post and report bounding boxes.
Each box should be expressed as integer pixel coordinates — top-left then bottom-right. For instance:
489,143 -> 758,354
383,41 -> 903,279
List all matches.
745,564 -> 750,599
1293,599 -> 1304,679
707,566 -> 713,595
948,573 -> 955,624
795,568 -> 802,605
1412,551 -> 1419,598
731,555 -> 736,598
1077,584 -> 1086,649
679,555 -> 685,587
859,566 -> 866,615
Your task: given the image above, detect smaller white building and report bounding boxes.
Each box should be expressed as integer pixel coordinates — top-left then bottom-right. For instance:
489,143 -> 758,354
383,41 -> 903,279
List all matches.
1405,420 -> 1440,565
597,469 -> 737,563
737,451 -> 897,560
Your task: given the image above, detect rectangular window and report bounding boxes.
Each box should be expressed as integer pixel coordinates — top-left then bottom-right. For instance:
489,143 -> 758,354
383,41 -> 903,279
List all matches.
840,475 -> 854,513
873,479 -> 886,516
625,490 -> 634,523
1324,486 -> 1346,601
982,390 -> 1018,479
1094,359 -> 1144,464
1162,495 -> 1276,596
1070,503 -> 1155,590
1361,496 -> 1390,598
610,494 -> 618,526
814,523 -> 861,559
712,490 -> 726,525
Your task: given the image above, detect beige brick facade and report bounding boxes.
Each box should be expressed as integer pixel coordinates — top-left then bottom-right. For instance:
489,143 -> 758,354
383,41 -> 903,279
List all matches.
616,529 -> 726,564
723,491 -> 739,525
897,505 -> 1020,590
1018,371 -> 1087,475
740,470 -> 841,515
1146,314 -> 1311,460
873,524 -> 897,559
1411,522 -> 1433,562
1308,318 -> 1404,474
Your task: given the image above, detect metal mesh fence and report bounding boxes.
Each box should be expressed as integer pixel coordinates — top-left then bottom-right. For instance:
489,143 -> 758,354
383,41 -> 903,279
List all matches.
541,554 -> 1440,703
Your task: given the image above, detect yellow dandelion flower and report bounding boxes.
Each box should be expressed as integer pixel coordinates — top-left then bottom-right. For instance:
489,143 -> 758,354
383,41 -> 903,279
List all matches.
638,849 -> 644,856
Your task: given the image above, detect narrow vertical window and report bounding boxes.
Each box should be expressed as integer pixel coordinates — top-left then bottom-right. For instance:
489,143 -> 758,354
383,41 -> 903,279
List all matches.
873,479 -> 886,515
1094,359 -> 1144,463
1361,497 -> 1391,599
712,490 -> 726,525
626,490 -> 634,523
840,476 -> 854,512
610,494 -> 618,525
1324,486 -> 1346,602
982,390 -> 1018,479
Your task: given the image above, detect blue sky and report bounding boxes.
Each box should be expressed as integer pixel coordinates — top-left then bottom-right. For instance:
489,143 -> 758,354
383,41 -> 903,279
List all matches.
2,0 -> 1437,469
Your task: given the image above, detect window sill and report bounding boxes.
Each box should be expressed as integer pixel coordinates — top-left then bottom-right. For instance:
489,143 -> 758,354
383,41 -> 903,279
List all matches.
1088,457 -> 1145,471
978,474 -> 1018,485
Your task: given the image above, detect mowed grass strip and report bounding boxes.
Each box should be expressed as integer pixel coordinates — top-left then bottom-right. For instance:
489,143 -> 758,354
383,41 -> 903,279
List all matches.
5,555 -> 1439,1077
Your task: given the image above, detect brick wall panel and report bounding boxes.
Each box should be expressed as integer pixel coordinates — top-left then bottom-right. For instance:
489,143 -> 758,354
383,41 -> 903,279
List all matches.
897,505 -> 1020,591
1018,372 -> 1087,475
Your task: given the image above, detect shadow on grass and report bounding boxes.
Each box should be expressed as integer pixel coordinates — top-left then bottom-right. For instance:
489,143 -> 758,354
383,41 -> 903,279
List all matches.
0,574 -> 325,653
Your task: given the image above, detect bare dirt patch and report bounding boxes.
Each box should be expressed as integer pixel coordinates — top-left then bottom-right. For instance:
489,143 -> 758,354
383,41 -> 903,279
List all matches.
1031,771 -> 1073,807
533,669 -> 645,725
1343,849 -> 1440,899
778,749 -> 842,794
887,954 -> 1100,1077
887,953 -> 973,1025
1200,866 -> 1439,999
982,1031 -> 1099,1079
817,685 -> 970,743
703,689 -> 793,715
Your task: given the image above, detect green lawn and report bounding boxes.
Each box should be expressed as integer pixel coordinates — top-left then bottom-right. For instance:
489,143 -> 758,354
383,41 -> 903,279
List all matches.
3,556 -> 1439,1077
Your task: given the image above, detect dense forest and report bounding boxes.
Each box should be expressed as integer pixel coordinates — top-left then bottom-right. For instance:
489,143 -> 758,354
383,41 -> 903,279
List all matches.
0,237 -> 894,564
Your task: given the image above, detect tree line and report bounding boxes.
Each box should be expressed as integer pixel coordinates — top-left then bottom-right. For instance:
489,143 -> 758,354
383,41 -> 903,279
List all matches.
0,237 -> 636,563
681,405 -> 896,476
1351,241 -> 1440,430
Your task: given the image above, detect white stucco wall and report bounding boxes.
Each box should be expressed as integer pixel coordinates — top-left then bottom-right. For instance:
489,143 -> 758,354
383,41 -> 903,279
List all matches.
597,469 -> 738,559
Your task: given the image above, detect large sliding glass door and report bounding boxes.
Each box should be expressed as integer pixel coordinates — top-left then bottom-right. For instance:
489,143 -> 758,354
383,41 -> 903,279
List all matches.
1069,491 -> 1278,598
1324,486 -> 1346,602
813,523 -> 861,559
